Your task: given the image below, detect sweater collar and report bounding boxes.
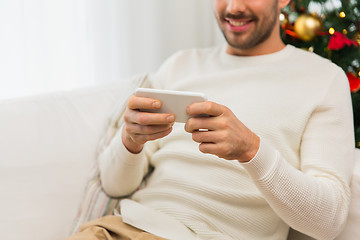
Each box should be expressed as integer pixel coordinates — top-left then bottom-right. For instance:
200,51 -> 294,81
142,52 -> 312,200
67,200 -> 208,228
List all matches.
219,44 -> 295,66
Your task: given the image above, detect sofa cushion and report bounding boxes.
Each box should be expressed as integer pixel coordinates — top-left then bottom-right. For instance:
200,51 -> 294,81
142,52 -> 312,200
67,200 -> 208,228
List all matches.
0,83 -> 126,240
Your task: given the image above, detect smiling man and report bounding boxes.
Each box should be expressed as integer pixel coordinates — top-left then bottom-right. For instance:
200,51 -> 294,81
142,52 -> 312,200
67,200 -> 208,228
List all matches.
215,0 -> 288,55
66,1 -> 355,240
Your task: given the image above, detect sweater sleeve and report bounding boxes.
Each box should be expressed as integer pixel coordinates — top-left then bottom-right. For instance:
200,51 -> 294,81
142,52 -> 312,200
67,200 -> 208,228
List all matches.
242,70 -> 355,240
98,51 -> 184,198
98,125 -> 158,198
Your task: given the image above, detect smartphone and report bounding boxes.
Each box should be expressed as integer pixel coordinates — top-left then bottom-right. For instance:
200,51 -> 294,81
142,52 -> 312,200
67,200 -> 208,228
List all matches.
134,88 -> 208,123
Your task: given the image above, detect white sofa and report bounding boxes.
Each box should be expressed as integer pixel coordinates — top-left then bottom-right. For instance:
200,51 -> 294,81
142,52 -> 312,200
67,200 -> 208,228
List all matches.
0,81 -> 359,240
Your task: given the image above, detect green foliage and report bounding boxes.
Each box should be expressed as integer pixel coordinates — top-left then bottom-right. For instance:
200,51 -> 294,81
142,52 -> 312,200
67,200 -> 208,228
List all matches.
282,0 -> 360,148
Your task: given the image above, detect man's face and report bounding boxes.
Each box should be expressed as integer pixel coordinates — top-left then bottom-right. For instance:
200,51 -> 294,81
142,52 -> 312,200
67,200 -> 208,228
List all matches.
214,0 -> 285,55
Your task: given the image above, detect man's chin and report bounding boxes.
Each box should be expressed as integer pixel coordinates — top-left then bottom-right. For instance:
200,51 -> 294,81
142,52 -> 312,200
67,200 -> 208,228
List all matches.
225,38 -> 257,51
222,31 -> 255,49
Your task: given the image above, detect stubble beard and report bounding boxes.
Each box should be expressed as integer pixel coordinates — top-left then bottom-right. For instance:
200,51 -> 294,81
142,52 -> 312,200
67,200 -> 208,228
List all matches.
218,4 -> 279,50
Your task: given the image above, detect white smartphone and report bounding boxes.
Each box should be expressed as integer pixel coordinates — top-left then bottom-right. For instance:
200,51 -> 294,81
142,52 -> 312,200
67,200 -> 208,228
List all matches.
134,88 -> 208,123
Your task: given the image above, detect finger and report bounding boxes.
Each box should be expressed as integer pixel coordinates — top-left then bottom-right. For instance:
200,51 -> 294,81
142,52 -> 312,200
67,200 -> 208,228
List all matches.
186,101 -> 224,117
128,95 -> 161,110
191,130 -> 222,143
199,142 -> 241,160
185,116 -> 224,133
198,142 -> 231,158
131,128 -> 173,144
125,109 -> 175,125
126,122 -> 174,135
198,142 -> 218,155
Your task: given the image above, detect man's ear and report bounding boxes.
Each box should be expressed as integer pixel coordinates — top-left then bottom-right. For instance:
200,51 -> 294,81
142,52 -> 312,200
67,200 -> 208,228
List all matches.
278,0 -> 291,9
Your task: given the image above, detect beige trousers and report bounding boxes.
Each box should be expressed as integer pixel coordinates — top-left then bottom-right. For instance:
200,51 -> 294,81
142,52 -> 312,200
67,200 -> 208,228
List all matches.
65,215 -> 168,240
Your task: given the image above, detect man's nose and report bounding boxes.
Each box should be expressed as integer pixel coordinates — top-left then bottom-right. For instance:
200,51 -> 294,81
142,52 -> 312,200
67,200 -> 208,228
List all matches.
227,0 -> 247,14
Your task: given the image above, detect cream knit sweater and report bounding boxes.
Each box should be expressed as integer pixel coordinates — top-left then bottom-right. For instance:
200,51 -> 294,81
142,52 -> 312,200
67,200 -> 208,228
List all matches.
99,45 -> 355,240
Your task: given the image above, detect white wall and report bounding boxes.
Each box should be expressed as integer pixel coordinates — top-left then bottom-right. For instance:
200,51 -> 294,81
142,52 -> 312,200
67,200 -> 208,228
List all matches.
0,0 -> 224,100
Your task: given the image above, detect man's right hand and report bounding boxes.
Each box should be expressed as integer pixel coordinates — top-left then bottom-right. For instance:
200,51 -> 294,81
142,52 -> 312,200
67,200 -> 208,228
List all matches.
122,95 -> 175,154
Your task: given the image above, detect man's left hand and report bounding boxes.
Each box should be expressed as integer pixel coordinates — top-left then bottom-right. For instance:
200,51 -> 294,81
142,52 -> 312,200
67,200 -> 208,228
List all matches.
185,101 -> 260,163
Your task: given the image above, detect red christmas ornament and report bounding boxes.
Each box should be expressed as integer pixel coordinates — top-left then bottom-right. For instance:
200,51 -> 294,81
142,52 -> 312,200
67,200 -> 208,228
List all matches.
328,32 -> 358,50
347,72 -> 360,93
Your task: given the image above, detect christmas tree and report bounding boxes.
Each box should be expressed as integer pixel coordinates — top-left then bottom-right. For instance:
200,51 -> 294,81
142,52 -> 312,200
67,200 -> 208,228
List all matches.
281,0 -> 360,149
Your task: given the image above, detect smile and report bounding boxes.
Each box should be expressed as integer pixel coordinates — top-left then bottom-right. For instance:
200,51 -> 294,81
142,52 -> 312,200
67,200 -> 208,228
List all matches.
228,20 -> 248,27
225,18 -> 253,32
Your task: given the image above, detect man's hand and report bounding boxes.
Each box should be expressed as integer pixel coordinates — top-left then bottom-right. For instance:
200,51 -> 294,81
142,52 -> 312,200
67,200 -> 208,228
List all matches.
185,101 -> 260,163
122,95 -> 175,154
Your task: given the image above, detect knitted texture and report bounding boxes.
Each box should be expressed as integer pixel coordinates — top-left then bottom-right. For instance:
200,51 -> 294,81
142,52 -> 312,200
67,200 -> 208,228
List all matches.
99,45 -> 354,240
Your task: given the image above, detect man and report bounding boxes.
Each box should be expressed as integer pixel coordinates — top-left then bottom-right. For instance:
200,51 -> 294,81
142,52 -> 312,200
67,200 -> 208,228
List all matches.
67,0 -> 355,239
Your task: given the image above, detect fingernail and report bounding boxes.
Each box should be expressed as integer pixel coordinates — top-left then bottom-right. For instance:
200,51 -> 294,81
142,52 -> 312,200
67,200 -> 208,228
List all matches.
167,114 -> 175,122
152,101 -> 161,108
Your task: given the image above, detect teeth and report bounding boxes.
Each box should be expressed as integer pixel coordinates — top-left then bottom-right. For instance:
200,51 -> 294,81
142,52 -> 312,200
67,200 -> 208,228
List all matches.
229,20 -> 247,26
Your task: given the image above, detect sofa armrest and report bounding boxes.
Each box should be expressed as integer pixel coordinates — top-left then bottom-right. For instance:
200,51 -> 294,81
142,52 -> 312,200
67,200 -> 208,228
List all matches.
0,82 -> 129,240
